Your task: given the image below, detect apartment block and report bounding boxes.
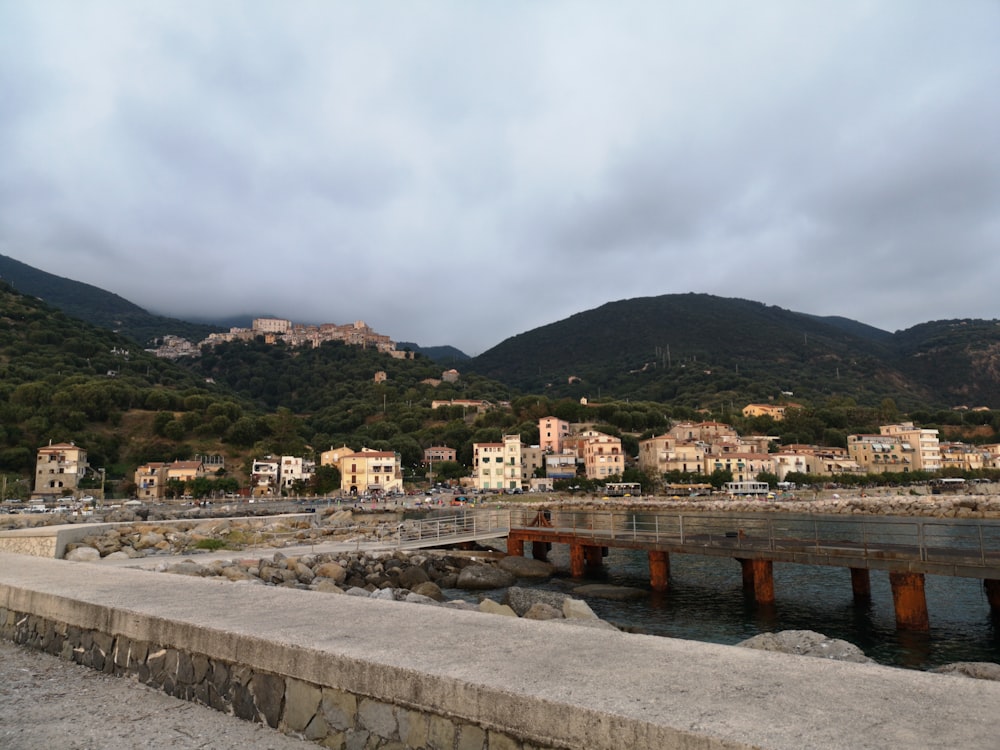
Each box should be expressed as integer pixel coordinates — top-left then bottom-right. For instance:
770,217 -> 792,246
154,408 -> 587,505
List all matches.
34,442 -> 88,497
339,449 -> 403,495
879,423 -> 942,472
473,435 -> 523,491
538,416 -> 571,453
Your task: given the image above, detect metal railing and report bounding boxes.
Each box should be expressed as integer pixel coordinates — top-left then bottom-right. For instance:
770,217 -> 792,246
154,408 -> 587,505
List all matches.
503,508 -> 1000,573
393,510 -> 512,547
341,508 -> 1000,574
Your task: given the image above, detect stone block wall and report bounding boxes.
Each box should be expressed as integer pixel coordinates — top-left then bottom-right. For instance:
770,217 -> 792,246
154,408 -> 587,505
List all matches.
0,606 -> 556,750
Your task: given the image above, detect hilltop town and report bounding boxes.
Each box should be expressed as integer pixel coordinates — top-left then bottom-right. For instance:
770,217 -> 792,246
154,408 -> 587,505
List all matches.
148,317 -> 409,360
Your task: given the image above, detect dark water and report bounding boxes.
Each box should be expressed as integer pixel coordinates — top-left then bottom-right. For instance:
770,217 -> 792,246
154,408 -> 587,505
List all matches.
455,526 -> 1000,672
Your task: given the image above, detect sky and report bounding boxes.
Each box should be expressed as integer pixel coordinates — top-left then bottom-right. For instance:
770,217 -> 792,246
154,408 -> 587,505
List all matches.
1,2 -> 998,355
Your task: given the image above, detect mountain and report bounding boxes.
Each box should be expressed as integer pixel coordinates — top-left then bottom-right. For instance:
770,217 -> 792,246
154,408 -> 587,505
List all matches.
5,252 -> 1000,411
0,254 -> 219,346
463,294 -> 1000,410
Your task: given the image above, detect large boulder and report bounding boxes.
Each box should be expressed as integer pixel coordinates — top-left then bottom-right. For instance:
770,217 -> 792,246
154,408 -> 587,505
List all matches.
398,565 -> 431,589
479,599 -> 517,617
498,556 -> 555,580
571,584 -> 647,602
455,564 -> 516,591
563,598 -> 600,621
523,603 -> 564,621
737,630 -> 873,663
65,546 -> 100,562
410,581 -> 445,601
313,562 -> 347,583
504,587 -> 570,616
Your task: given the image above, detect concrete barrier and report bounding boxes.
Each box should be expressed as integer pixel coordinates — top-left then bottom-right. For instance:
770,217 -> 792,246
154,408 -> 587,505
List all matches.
2,551 -> 999,749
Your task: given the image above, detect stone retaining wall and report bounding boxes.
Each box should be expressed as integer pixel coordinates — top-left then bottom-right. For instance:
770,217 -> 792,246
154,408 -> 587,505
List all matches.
0,607 -> 530,749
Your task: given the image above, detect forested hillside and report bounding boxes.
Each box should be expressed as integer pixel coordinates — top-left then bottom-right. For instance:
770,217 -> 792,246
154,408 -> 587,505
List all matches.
0,283 -> 236,475
465,294 -> 1000,410
4,268 -> 1000,500
0,253 -> 219,345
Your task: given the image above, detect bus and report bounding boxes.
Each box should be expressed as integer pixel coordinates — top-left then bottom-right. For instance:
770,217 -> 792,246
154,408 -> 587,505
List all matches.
930,478 -> 966,494
604,482 -> 642,497
724,481 -> 771,497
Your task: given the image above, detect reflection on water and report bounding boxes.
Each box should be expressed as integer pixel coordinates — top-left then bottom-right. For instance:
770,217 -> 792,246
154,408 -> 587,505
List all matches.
483,533 -> 1000,671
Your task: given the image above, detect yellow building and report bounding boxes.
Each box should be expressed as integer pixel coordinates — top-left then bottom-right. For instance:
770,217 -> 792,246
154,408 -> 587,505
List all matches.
564,431 -> 624,481
705,452 -> 775,482
339,449 -> 403,495
320,445 -> 356,467
742,403 -> 802,421
939,442 -> 989,472
847,435 -> 913,474
34,442 -> 88,497
879,423 -> 941,472
135,462 -> 168,501
473,435 -> 523,491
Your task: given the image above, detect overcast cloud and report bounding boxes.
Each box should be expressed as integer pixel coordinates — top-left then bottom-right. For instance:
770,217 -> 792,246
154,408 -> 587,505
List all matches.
1,2 -> 998,354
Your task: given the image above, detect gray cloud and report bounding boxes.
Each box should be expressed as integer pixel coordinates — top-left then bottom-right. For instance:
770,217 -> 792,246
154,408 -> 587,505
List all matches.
1,2 -> 998,353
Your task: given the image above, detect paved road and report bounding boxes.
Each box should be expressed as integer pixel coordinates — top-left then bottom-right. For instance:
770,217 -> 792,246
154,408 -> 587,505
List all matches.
0,641 -> 313,750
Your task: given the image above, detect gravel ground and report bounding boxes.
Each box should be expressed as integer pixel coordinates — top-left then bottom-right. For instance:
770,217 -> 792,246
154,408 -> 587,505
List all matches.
0,640 -> 315,750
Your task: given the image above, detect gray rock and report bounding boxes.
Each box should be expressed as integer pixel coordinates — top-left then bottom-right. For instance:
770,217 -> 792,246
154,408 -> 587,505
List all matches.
410,581 -> 444,601
523,603 -> 564,620
498,556 -> 555,579
345,587 -> 372,597
737,630 -> 873,663
398,565 -> 430,589
571,584 -> 647,602
166,561 -> 212,577
65,546 -> 100,562
479,599 -> 517,617
504,587 -> 570,616
563,598 -> 599,621
455,563 -> 516,591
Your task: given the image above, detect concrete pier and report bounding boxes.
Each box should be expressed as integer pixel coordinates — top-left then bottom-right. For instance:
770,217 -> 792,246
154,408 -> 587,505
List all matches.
4,551 -> 1000,749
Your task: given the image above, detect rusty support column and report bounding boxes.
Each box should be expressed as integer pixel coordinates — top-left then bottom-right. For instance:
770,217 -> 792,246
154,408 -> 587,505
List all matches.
889,571 -> 930,631
570,544 -> 586,578
507,535 -> 524,557
531,540 -> 548,561
750,559 -> 775,604
850,568 -> 871,601
649,550 -> 670,593
584,545 -> 603,572
984,580 -> 1000,616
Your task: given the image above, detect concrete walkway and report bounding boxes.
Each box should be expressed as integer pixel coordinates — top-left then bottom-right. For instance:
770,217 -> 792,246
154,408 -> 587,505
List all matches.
3,551 -> 1000,749
0,639 -> 314,750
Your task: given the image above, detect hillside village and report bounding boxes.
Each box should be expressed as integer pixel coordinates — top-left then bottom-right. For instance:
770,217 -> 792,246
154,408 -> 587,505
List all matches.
29,407 -> 1000,503
149,317 -> 409,359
